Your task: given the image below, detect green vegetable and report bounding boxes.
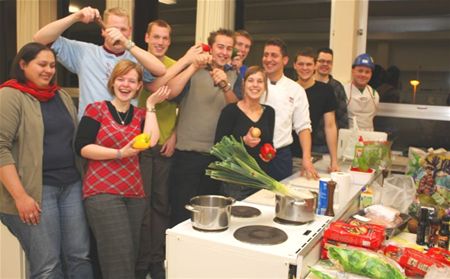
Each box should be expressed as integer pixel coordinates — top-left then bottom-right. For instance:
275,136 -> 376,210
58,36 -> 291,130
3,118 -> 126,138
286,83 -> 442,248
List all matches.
328,247 -> 406,279
206,136 -> 312,199
352,141 -> 392,172
309,267 -> 335,279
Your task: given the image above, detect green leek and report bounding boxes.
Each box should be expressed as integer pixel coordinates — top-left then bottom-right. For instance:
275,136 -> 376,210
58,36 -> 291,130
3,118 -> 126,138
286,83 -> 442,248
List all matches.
206,136 -> 312,199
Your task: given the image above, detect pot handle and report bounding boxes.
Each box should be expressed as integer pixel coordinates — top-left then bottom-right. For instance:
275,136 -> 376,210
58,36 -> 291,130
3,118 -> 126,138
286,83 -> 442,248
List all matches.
227,197 -> 236,204
291,200 -> 306,206
185,204 -> 199,213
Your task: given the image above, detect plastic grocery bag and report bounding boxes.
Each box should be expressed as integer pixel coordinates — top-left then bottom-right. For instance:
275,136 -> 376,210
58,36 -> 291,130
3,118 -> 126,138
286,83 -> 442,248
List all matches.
327,246 -> 406,279
339,118 -> 388,162
372,175 -> 415,213
342,118 -> 360,160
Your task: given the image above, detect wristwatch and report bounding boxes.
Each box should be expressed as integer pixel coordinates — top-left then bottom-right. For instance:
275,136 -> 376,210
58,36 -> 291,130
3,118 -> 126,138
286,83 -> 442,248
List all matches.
219,81 -> 232,93
125,40 -> 135,51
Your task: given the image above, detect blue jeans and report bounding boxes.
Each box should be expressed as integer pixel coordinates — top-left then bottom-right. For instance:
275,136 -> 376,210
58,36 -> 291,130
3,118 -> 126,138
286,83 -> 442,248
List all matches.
0,181 -> 93,279
312,144 -> 329,154
267,146 -> 293,181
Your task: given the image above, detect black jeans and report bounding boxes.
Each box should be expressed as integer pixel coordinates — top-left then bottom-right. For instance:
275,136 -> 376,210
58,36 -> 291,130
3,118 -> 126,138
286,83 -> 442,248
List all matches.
169,150 -> 220,227
136,146 -> 172,274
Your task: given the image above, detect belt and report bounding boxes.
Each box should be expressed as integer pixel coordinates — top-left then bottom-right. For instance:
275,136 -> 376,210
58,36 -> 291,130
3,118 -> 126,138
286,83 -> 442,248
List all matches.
276,145 -> 291,152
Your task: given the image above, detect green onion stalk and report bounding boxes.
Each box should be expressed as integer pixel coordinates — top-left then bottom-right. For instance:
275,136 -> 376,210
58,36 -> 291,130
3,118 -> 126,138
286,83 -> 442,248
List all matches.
206,136 -> 312,200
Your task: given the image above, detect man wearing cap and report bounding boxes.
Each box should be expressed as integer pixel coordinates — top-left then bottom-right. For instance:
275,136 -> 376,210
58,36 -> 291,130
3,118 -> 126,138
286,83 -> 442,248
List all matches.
344,53 -> 379,131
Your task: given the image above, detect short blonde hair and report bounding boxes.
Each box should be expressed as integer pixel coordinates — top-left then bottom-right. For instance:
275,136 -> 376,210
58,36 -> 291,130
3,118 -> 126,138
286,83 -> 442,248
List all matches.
107,60 -> 143,99
147,19 -> 172,35
103,7 -> 130,25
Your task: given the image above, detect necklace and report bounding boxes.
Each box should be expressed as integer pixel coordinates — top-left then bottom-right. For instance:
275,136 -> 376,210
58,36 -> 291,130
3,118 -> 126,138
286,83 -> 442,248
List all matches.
115,107 -> 131,125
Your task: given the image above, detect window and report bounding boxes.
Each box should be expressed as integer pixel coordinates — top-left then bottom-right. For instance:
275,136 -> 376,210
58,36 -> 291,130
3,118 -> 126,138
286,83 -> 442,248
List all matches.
367,0 -> 450,106
243,0 -> 331,80
157,0 -> 197,59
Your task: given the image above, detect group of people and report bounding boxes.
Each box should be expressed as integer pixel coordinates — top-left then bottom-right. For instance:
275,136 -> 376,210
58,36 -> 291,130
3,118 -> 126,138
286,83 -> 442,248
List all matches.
0,6 -> 380,279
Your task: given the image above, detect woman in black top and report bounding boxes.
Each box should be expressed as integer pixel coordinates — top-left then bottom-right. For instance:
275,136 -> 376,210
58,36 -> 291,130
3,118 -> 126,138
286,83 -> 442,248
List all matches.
215,66 -> 275,200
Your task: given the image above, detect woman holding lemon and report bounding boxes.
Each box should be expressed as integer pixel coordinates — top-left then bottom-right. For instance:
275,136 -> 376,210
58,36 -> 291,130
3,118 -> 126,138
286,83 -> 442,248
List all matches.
74,59 -> 169,278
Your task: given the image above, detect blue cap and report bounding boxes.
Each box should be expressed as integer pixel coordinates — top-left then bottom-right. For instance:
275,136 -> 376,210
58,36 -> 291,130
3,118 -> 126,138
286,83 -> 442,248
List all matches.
352,53 -> 374,70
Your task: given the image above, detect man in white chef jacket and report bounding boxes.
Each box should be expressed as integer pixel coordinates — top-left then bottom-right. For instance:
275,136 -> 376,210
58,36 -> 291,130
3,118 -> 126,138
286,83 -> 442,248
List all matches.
261,38 -> 319,181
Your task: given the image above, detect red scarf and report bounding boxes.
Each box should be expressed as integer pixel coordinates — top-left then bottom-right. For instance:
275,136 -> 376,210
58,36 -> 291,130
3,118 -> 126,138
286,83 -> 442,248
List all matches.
0,79 -> 59,102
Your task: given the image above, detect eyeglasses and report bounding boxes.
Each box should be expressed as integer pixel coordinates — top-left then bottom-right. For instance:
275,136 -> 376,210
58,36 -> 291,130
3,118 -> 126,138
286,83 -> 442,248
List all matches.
317,59 -> 332,65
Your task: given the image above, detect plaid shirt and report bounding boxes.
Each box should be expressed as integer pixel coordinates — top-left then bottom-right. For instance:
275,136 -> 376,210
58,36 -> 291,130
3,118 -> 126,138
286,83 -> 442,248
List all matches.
83,101 -> 145,199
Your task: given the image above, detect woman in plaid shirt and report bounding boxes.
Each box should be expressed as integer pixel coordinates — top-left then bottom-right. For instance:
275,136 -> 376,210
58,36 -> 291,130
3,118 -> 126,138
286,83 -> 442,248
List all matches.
75,60 -> 169,279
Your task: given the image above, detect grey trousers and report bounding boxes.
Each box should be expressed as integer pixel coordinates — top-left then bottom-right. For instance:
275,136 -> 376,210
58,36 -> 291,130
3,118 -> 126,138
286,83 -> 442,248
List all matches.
84,194 -> 145,279
136,146 -> 172,273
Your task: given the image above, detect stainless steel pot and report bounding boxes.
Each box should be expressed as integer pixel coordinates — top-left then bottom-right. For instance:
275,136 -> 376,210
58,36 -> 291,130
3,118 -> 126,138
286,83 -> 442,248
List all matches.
275,192 -> 317,223
185,195 -> 235,231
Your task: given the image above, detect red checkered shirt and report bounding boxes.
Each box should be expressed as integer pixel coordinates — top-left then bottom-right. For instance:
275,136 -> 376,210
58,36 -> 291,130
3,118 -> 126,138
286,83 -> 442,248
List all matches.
82,101 -> 146,199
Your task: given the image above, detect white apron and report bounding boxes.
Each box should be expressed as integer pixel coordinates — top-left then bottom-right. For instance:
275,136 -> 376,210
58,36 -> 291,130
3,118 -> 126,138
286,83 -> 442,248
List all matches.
345,83 -> 379,131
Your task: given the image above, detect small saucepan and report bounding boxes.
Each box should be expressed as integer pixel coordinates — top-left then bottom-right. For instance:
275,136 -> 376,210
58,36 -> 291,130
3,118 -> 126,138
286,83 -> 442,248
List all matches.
275,191 -> 317,223
185,195 -> 235,231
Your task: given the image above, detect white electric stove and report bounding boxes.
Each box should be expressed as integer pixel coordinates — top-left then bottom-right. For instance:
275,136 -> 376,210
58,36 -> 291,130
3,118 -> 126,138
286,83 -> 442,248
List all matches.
166,201 -> 333,279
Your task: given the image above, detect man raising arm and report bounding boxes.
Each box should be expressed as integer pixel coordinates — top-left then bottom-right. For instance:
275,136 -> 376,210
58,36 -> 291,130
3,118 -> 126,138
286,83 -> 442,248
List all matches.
33,6 -> 166,117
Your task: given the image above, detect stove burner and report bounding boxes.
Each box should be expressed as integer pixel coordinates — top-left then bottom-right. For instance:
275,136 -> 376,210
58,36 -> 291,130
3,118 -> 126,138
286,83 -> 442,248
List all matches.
273,217 -> 309,226
234,225 -> 288,245
192,226 -> 228,232
231,206 -> 261,218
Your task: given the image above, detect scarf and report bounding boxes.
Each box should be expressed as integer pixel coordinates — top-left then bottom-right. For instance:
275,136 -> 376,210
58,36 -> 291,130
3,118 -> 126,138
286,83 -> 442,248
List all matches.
0,79 -> 59,102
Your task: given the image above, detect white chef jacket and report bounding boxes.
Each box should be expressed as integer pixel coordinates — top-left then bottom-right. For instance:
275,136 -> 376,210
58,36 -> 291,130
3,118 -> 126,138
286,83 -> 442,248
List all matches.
263,75 -> 312,149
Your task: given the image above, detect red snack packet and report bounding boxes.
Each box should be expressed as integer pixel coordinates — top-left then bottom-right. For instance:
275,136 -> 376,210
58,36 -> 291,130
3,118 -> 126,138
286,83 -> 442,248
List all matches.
347,219 -> 387,233
384,245 -> 444,277
426,247 -> 450,266
323,221 -> 385,250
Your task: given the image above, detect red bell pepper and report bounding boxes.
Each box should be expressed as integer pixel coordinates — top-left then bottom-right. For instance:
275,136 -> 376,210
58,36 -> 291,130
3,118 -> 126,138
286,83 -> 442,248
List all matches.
201,43 -> 210,52
259,143 -> 276,162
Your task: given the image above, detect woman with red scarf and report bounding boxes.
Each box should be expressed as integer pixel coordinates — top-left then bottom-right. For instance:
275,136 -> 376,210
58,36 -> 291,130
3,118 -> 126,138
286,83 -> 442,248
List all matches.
0,42 -> 93,278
